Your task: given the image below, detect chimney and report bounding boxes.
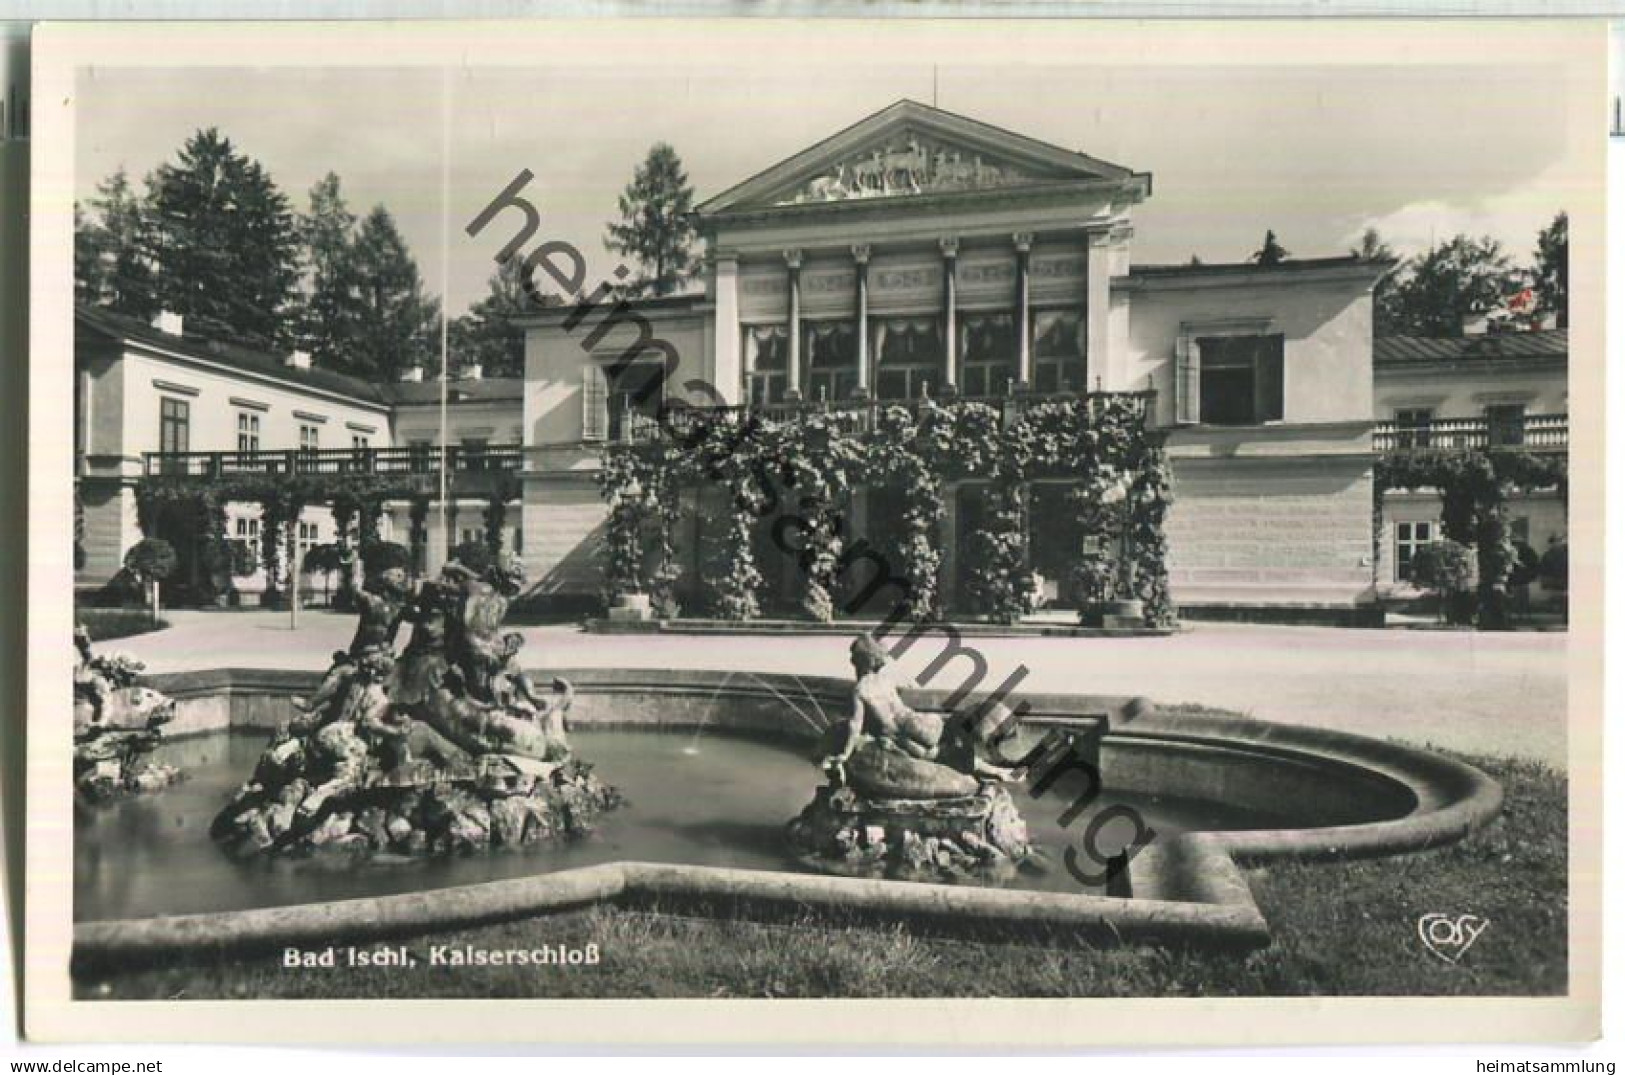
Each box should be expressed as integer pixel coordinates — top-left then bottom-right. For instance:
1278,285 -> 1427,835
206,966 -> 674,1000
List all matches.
399,365 -> 424,383
459,363 -> 483,381
150,310 -> 184,336
286,349 -> 311,370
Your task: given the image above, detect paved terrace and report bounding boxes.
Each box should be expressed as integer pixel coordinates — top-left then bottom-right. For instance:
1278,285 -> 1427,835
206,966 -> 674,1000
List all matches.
111,612 -> 1568,767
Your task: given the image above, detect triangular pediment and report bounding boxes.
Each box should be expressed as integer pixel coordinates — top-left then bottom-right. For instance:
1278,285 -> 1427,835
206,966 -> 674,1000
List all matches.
697,100 -> 1141,216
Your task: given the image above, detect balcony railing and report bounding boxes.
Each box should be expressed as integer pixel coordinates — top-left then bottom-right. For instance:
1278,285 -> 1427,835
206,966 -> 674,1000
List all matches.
614,389 -> 1159,445
143,445 -> 523,479
1373,414 -> 1567,453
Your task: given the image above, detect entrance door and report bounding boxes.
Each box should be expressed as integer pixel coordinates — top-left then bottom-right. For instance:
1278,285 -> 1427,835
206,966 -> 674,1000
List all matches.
1028,483 -> 1084,610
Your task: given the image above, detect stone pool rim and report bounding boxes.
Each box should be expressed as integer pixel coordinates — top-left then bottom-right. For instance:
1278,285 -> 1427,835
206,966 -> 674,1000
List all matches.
72,667 -> 1503,967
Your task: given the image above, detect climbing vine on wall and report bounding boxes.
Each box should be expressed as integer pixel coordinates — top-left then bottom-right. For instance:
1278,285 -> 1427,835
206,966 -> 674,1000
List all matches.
1376,448 -> 1567,630
597,392 -> 1173,627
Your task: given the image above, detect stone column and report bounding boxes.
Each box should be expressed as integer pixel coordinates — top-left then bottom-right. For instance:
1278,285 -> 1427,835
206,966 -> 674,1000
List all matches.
1014,232 -> 1033,392
940,237 -> 959,395
712,253 -> 742,405
852,244 -> 871,399
1086,230 -> 1113,391
784,248 -> 803,401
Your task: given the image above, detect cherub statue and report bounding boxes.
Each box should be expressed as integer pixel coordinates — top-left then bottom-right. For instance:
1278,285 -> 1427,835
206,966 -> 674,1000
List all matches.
293,549 -> 411,725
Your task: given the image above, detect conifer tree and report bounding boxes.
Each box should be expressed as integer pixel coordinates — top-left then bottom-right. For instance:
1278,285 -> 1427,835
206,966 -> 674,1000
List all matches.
604,142 -> 698,298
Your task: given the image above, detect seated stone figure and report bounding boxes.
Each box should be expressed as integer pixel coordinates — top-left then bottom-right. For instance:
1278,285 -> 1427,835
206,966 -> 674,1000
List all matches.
818,633 -> 1021,801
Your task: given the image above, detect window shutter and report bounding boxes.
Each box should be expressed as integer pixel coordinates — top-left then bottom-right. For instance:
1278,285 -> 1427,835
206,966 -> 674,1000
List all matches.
1174,335 -> 1200,424
1257,335 -> 1285,422
582,364 -> 608,441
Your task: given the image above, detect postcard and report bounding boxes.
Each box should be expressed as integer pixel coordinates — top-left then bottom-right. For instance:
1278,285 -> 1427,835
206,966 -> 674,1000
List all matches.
24,17 -> 1605,1045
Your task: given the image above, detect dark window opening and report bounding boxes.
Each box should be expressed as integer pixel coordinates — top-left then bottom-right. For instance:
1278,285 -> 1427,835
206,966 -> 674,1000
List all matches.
805,321 -> 859,402
874,318 -> 943,400
961,314 -> 1017,398
1485,402 -> 1527,447
1198,334 -> 1285,426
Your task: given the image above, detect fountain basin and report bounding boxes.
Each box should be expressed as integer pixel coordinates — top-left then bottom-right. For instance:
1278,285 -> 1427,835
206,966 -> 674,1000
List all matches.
72,667 -> 1502,968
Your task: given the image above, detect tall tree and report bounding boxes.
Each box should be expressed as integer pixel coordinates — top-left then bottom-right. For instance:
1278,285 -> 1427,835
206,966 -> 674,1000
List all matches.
1250,230 -> 1290,266
1377,235 -> 1515,337
297,172 -> 362,370
1532,211 -> 1568,329
448,259 -> 556,379
1350,227 -> 1396,263
346,205 -> 440,381
75,167 -> 158,317
145,128 -> 301,347
604,142 -> 698,297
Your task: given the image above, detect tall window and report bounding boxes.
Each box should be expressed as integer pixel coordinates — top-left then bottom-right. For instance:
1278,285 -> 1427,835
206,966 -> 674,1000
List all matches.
237,411 -> 261,453
296,520 -> 319,562
232,515 -> 261,576
874,318 -> 942,401
1395,521 -> 1433,582
159,398 -> 189,474
1485,402 -> 1527,447
1031,310 -> 1086,394
1393,407 -> 1434,449
744,325 -> 790,405
606,364 -> 665,441
351,433 -> 370,451
299,423 -> 320,452
960,313 -> 1017,398
1193,334 -> 1285,426
804,321 -> 859,402
159,398 -> 189,453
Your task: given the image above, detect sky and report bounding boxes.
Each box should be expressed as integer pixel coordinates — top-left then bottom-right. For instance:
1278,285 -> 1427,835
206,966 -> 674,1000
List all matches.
74,53 -> 1582,320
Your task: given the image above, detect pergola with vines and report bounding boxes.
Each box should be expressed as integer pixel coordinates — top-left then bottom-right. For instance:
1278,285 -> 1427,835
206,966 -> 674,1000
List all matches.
596,394 -> 1176,627
134,470 -> 521,603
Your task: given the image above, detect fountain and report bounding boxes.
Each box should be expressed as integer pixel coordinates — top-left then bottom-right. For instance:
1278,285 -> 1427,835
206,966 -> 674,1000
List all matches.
73,627 -> 183,802
209,547 -> 622,858
786,634 -> 1036,882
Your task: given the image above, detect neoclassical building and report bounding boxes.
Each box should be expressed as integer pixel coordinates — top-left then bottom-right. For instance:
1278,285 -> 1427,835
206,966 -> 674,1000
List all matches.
520,100 -> 1391,620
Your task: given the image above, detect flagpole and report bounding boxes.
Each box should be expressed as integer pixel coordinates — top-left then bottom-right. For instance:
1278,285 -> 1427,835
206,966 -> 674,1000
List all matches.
438,66 -> 451,570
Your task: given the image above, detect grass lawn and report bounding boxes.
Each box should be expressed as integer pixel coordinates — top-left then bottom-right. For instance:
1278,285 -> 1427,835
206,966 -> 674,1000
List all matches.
76,749 -> 1565,1000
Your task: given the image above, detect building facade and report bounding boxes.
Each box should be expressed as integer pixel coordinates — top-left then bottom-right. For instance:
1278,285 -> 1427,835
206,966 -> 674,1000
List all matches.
77,100 -> 1565,623
1373,329 -> 1568,598
74,306 -> 523,601
519,100 -> 1391,619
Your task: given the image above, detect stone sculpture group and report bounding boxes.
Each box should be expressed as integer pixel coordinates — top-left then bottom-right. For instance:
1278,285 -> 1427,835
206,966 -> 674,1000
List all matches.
73,626 -> 182,803
787,634 -> 1036,882
210,548 -> 621,858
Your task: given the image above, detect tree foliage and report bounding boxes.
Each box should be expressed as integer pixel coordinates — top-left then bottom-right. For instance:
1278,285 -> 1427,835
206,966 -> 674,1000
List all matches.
345,206 -> 441,381
1533,211 -> 1568,330
1376,234 -> 1516,337
75,133 -> 445,385
1250,230 -> 1290,266
75,168 -> 159,318
144,128 -> 302,349
448,259 -> 545,379
604,142 -> 699,298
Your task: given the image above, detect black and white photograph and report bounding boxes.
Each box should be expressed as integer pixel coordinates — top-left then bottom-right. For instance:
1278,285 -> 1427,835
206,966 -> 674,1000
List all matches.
22,17 -> 1605,1046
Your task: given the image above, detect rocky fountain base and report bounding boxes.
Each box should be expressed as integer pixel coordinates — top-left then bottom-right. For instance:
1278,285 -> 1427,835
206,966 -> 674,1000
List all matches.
210,548 -> 623,860
211,735 -> 621,858
74,629 -> 184,804
787,782 -> 1034,883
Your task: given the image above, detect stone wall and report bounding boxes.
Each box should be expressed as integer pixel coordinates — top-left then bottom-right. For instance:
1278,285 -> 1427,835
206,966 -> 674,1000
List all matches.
1165,454 -> 1376,608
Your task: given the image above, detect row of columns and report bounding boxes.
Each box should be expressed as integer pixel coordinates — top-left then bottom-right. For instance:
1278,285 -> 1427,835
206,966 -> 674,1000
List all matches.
777,231 -> 1044,402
